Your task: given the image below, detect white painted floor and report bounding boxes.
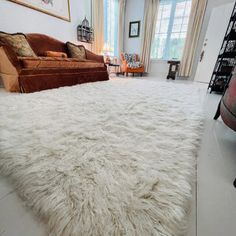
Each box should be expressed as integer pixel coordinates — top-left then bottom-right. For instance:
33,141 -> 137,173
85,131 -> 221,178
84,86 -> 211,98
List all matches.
0,78 -> 236,236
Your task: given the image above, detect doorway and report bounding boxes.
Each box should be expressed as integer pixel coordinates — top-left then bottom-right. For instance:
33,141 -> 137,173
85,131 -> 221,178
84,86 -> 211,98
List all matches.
194,2 -> 234,83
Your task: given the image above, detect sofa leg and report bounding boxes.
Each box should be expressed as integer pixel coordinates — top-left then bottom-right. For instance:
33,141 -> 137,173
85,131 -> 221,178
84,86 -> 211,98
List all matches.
133,73 -> 134,77
126,73 -> 128,77
140,73 -> 143,77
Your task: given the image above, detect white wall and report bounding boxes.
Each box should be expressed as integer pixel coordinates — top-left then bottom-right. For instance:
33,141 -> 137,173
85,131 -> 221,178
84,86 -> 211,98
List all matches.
0,0 -> 91,46
149,60 -> 169,79
124,0 -> 145,54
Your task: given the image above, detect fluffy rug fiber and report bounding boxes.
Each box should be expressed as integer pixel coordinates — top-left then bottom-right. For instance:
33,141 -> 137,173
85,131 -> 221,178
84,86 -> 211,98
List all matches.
0,79 -> 203,236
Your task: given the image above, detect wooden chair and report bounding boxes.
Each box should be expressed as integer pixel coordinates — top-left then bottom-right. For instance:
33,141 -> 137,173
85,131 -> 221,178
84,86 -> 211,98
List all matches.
120,53 -> 145,77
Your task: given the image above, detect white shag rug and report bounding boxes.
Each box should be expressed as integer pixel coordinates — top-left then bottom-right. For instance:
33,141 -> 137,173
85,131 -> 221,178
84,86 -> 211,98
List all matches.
0,79 -> 203,236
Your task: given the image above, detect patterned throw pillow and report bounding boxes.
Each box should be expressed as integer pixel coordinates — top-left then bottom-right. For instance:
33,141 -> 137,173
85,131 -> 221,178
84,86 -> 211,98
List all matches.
124,53 -> 142,68
124,53 -> 136,63
66,42 -> 86,60
0,32 -> 36,57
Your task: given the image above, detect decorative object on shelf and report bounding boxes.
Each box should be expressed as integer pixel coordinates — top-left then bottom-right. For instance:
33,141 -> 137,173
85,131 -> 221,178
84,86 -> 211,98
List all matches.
208,2 -> 236,93
103,43 -> 113,63
77,17 -> 94,43
167,60 -> 180,80
7,0 -> 71,22
129,21 -> 140,38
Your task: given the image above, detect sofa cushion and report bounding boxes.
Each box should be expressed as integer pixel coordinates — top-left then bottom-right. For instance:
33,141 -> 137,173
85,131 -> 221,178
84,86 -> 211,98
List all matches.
66,42 -> 86,60
0,32 -> 36,57
18,57 -> 105,69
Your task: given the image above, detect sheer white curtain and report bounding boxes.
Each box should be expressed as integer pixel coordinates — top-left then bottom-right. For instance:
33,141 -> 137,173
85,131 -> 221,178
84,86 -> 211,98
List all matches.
141,0 -> 159,72
179,0 -> 208,77
92,0 -> 104,54
118,0 -> 126,56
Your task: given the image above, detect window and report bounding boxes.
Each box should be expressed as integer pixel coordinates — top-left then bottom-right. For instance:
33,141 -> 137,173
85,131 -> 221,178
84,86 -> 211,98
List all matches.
151,0 -> 192,60
104,0 -> 119,57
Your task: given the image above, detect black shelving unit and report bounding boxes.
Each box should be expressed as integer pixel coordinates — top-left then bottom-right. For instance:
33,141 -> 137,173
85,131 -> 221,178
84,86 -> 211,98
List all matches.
208,2 -> 236,93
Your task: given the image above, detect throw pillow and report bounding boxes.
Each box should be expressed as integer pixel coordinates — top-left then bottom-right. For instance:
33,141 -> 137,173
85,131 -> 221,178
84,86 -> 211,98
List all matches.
124,53 -> 137,63
124,53 -> 142,68
44,51 -> 68,58
0,32 -> 36,57
66,42 -> 86,60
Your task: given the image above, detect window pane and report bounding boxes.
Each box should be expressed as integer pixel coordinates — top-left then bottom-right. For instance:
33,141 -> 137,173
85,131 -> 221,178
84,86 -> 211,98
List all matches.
104,0 -> 118,56
160,20 -> 169,33
162,4 -> 172,18
183,17 -> 189,25
181,24 -> 188,32
172,18 -> 183,32
175,2 -> 185,17
151,0 -> 192,60
151,33 -> 168,59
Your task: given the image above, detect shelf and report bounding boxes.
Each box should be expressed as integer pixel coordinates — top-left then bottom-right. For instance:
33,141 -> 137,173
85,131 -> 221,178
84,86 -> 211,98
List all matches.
213,71 -> 232,76
77,29 -> 94,33
77,26 -> 93,30
77,40 -> 93,44
225,29 -> 236,40
231,12 -> 236,21
218,52 -> 236,58
210,77 -> 230,92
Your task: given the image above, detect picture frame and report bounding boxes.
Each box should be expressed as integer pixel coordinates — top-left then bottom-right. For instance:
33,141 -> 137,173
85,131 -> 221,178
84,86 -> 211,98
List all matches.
129,21 -> 140,38
7,0 -> 71,22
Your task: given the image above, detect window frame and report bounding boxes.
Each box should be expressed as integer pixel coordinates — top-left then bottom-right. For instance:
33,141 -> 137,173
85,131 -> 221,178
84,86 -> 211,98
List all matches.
151,0 -> 191,61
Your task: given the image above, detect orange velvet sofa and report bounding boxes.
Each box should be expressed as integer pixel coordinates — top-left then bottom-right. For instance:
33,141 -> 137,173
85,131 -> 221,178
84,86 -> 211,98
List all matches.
0,33 -> 109,93
120,53 -> 145,76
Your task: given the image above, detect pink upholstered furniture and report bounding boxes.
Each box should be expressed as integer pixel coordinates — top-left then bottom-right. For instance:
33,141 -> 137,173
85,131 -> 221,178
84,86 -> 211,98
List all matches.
214,71 -> 236,132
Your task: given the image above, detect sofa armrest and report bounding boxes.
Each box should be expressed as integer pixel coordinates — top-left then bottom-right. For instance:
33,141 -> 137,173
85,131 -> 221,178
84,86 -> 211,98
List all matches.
85,49 -> 104,63
0,41 -> 22,71
0,41 -> 21,92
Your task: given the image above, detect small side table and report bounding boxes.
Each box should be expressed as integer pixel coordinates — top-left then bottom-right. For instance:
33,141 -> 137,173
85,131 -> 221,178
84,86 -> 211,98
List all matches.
106,63 -> 120,75
167,60 -> 180,80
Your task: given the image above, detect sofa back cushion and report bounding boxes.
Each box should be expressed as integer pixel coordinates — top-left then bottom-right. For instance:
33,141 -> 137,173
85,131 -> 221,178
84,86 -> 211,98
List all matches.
0,32 -> 36,57
26,33 -> 68,56
66,42 -> 86,60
